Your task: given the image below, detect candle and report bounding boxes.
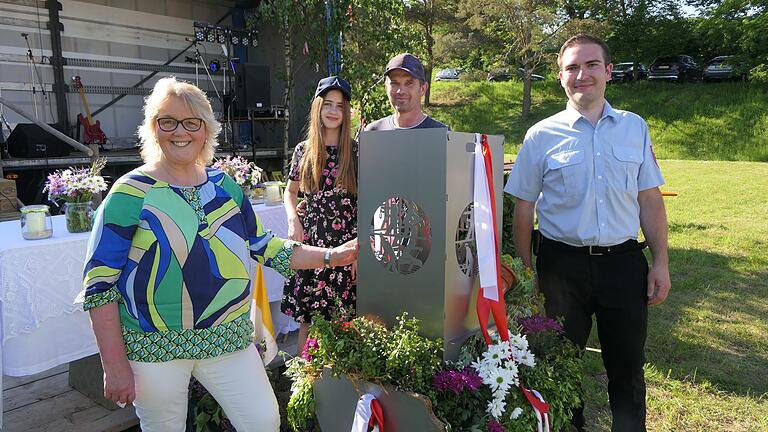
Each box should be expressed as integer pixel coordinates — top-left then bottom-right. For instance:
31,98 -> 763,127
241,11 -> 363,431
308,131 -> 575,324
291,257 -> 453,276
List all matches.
25,211 -> 47,233
264,182 -> 282,206
21,205 -> 53,240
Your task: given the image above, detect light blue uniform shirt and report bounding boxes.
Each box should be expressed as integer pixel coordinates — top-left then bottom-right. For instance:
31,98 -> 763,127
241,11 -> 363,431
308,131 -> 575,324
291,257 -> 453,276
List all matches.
505,101 -> 664,247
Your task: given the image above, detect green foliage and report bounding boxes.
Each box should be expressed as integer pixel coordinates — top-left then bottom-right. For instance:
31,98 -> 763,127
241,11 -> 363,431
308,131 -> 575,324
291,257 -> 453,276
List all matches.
387,316 -> 444,393
340,1 -> 422,126
750,64 -> 768,84
502,174 -> 517,257
506,335 -> 583,432
284,357 -> 316,432
430,377 -> 493,431
188,378 -> 236,432
285,314 -> 443,429
502,255 -> 542,321
428,80 -> 768,162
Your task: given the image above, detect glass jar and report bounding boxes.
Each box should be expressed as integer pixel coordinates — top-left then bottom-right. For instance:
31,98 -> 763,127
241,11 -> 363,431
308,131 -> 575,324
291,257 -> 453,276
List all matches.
241,185 -> 252,201
251,186 -> 265,204
63,201 -> 94,233
20,205 -> 53,240
264,181 -> 282,206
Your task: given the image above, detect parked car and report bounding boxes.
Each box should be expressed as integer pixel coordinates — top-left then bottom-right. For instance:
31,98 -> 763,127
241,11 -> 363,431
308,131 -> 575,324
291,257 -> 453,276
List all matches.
611,62 -> 648,83
487,68 -> 545,82
703,56 -> 750,82
435,68 -> 460,81
648,55 -> 702,82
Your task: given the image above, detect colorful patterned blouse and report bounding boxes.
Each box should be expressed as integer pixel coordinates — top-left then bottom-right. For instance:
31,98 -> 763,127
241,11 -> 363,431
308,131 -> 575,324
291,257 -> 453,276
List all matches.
82,168 -> 298,362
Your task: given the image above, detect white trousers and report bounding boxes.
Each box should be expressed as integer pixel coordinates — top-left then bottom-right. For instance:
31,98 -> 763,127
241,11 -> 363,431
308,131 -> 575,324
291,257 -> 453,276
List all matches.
129,345 -> 279,432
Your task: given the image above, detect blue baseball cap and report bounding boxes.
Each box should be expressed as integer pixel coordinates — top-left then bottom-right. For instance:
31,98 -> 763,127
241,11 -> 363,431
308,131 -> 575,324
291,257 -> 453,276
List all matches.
385,53 -> 426,82
314,76 -> 352,100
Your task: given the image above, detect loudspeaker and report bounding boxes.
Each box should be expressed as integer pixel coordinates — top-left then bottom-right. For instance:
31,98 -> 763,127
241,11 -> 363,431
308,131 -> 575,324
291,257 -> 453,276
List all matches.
8,123 -> 71,158
234,64 -> 271,111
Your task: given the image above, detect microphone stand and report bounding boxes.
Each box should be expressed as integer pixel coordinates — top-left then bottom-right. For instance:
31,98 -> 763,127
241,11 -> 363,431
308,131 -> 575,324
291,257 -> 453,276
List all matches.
21,32 -> 46,119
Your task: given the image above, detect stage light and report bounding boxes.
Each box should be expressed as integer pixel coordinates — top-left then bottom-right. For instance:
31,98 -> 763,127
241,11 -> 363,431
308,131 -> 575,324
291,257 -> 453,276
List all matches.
241,36 -> 249,46
231,35 -> 239,45
208,60 -> 220,73
207,31 -> 215,43
195,30 -> 205,41
217,30 -> 226,44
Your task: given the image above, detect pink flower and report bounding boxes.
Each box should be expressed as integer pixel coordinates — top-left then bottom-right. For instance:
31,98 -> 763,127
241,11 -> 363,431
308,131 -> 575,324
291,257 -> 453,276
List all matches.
300,338 -> 319,361
488,419 -> 506,432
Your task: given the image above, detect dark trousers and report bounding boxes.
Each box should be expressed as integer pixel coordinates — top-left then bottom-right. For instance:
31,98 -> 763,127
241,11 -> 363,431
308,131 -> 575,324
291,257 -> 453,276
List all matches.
536,238 -> 649,432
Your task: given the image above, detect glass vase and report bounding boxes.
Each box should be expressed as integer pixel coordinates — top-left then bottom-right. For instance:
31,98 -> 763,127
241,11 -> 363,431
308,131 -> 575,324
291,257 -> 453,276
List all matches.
64,201 -> 94,233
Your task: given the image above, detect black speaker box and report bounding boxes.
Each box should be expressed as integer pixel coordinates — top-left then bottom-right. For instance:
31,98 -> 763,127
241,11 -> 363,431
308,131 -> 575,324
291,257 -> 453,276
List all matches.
8,123 -> 71,158
234,64 -> 271,111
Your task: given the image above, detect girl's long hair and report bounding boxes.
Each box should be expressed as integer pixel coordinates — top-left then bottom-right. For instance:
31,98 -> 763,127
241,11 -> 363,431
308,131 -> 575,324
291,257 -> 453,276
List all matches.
298,92 -> 357,195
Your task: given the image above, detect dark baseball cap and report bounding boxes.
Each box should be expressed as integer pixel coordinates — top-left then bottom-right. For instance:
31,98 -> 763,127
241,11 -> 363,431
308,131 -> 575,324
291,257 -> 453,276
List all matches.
385,53 -> 426,82
314,76 -> 352,100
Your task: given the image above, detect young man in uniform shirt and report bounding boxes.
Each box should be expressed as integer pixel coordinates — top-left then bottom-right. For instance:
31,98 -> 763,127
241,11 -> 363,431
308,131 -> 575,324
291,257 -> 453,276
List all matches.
504,34 -> 671,432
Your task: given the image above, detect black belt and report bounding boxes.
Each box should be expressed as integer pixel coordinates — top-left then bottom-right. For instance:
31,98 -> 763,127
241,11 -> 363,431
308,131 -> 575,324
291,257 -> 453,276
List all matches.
537,233 -> 646,256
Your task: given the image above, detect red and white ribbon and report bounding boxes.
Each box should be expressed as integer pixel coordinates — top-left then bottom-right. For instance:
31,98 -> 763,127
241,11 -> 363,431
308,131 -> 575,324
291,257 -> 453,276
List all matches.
521,384 -> 551,432
351,393 -> 385,432
473,133 -> 510,344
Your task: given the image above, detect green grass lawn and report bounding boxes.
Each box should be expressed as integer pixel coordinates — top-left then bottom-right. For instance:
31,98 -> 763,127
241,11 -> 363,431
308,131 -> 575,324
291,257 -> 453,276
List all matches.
584,160 -> 768,431
427,81 -> 768,430
427,80 -> 768,162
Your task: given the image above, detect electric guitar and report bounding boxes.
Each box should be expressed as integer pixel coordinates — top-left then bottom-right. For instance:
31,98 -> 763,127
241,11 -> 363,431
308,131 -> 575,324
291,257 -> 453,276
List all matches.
73,76 -> 107,146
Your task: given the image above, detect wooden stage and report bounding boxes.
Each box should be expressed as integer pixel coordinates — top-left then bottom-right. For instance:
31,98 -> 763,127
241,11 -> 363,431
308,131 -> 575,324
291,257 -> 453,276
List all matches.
2,332 -> 299,432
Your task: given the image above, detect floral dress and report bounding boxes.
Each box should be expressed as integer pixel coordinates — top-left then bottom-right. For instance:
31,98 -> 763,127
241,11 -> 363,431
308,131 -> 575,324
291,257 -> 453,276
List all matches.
281,141 -> 358,323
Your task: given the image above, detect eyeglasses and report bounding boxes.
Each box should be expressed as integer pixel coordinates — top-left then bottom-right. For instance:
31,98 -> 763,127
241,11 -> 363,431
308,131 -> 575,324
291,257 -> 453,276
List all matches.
156,117 -> 204,132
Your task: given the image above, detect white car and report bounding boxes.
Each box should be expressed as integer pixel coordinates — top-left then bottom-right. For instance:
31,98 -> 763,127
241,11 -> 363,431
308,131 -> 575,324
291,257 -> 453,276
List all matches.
435,68 -> 460,81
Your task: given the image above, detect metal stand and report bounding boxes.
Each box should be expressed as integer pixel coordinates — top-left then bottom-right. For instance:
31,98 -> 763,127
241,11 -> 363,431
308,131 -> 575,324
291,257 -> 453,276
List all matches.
21,33 -> 46,119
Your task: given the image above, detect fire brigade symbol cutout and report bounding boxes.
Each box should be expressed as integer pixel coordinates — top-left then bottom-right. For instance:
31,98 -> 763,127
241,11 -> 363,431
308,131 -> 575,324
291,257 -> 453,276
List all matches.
455,203 -> 479,278
369,197 -> 432,275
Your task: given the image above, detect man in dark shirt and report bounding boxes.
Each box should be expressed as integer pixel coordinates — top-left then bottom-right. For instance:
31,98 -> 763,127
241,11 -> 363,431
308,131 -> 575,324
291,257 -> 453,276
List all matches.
364,53 -> 448,131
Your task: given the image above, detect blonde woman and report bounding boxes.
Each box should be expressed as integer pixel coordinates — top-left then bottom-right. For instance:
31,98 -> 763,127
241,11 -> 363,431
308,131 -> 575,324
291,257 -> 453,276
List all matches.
281,76 -> 358,352
81,76 -> 357,432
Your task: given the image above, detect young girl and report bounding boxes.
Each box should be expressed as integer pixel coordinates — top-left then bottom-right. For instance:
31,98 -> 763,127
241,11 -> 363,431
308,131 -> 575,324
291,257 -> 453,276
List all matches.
281,76 -> 357,352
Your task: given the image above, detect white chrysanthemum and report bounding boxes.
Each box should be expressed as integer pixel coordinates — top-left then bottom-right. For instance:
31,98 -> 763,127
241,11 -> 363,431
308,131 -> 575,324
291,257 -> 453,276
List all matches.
471,360 -> 494,381
492,388 -> 508,401
510,407 -> 523,419
487,365 -> 516,393
509,334 -> 529,351
482,341 -> 511,366
517,350 -> 536,368
487,397 -> 506,419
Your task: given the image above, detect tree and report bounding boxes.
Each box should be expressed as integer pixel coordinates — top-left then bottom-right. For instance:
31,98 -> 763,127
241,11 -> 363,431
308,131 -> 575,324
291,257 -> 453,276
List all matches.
461,0 -> 564,118
404,0 -> 457,106
690,0 -> 768,64
340,0 -> 422,126
250,1 -> 343,165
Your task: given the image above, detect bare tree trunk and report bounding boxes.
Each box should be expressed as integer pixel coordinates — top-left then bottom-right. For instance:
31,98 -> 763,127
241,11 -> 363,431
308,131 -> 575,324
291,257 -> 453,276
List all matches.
424,23 -> 434,107
522,76 -> 532,119
282,24 -> 293,172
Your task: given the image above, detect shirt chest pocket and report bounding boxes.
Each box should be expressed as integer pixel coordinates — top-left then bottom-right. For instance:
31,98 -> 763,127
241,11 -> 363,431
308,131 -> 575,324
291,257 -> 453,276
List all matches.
610,145 -> 643,194
546,150 -> 586,197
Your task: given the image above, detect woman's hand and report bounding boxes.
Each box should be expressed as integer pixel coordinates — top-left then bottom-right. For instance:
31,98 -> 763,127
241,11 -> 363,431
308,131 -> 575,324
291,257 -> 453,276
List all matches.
331,238 -> 358,267
351,260 -> 358,283
287,217 -> 305,242
103,360 -> 136,406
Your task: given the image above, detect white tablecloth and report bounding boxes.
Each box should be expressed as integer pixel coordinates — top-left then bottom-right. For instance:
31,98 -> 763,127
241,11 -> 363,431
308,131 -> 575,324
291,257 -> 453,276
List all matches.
0,215 -> 97,376
251,203 -> 299,335
0,202 -> 297,424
